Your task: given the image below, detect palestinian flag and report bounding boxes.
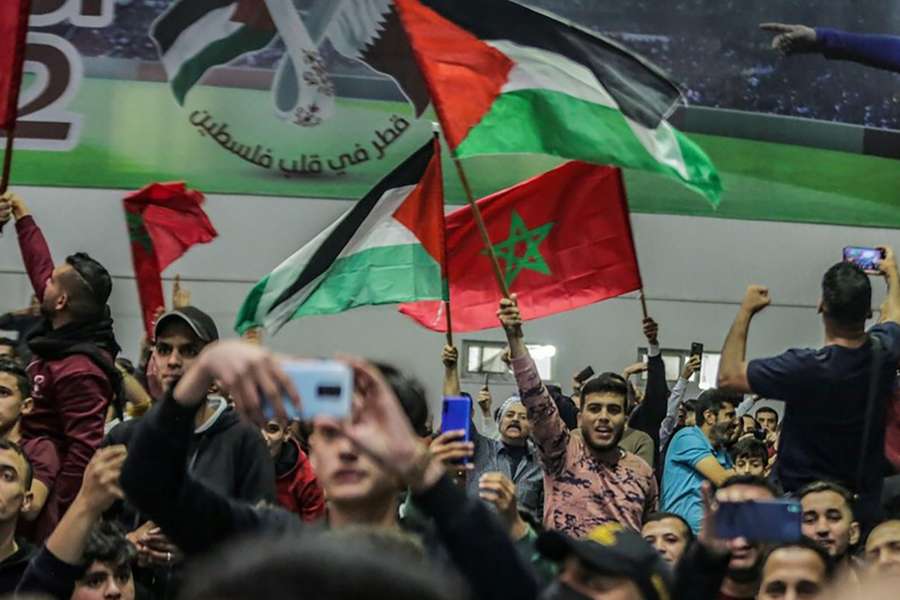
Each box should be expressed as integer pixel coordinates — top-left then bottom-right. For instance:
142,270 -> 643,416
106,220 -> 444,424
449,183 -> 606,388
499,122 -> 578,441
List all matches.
400,161 -> 641,332
394,0 -> 722,205
235,139 -> 446,334
151,0 -> 277,105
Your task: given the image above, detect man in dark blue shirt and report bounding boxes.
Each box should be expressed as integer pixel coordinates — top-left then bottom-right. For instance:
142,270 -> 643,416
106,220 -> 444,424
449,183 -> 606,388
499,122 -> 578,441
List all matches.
761,22 -> 900,73
718,246 -> 900,531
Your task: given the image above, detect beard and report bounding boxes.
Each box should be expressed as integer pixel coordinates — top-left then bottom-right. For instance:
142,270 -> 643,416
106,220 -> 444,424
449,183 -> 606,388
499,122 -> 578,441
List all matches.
39,297 -> 56,321
727,557 -> 762,584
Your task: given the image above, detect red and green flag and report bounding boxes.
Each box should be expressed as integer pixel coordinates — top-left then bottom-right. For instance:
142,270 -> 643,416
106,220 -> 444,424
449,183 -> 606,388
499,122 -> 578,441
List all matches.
124,182 -> 218,337
394,0 -> 722,205
400,161 -> 642,332
235,138 -> 447,335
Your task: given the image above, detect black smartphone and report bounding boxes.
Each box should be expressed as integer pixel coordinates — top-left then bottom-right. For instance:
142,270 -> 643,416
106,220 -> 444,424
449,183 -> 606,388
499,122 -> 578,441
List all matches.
715,500 -> 802,542
843,246 -> 885,274
690,342 -> 704,360
574,366 -> 595,383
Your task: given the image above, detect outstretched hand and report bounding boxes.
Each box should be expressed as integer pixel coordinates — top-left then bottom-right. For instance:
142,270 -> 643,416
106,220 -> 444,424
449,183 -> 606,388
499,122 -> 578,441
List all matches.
78,445 -> 128,515
760,23 -> 818,55
741,285 -> 771,315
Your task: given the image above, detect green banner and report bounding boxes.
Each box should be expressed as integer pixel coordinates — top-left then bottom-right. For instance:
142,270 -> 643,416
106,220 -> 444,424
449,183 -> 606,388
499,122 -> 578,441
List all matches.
7,1 -> 900,228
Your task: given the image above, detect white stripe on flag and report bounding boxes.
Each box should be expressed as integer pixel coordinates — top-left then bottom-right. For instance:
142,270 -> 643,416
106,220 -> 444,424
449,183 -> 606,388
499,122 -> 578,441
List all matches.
161,4 -> 241,77
489,39 -> 690,180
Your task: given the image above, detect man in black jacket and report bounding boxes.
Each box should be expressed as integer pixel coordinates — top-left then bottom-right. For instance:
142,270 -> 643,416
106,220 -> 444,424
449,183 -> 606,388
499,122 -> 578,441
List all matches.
0,439 -> 34,594
105,307 -> 274,599
119,340 -> 539,600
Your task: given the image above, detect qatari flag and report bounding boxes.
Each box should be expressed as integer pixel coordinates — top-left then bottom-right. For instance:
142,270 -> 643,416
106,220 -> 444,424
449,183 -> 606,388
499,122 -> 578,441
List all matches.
0,1 -> 31,130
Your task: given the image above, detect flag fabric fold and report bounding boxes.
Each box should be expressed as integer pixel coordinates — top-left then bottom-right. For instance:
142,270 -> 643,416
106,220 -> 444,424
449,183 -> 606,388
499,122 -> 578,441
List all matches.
124,182 -> 219,337
0,0 -> 32,130
400,161 -> 642,332
394,0 -> 722,205
235,138 -> 446,335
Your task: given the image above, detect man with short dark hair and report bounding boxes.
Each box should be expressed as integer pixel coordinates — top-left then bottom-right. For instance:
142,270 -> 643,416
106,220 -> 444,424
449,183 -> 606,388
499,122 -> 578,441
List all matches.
798,481 -> 861,580
0,439 -> 34,594
661,389 -> 739,533
0,192 -> 121,542
756,538 -> 834,600
72,521 -> 136,600
499,296 -> 658,537
641,512 -> 694,566
716,475 -> 781,600
755,407 -> 779,434
731,438 -> 768,478
719,251 -> 900,531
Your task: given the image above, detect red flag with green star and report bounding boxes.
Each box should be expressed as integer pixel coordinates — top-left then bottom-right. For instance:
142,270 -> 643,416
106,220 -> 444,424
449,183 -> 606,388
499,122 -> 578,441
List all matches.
124,182 -> 218,338
399,162 -> 642,332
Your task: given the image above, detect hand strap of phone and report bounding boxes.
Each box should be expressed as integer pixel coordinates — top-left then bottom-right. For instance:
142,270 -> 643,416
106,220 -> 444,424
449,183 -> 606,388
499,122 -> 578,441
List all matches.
855,333 -> 883,498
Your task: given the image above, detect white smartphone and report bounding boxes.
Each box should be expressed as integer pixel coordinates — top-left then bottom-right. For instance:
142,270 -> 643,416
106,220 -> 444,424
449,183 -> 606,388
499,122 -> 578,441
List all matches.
263,360 -> 353,421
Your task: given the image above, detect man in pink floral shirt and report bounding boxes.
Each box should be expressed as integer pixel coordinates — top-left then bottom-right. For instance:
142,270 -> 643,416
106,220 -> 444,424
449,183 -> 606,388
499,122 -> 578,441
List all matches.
499,295 -> 658,538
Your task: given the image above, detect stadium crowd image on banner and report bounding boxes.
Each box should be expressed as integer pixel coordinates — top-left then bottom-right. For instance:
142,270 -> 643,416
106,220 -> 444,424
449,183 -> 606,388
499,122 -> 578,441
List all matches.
4,0 -> 900,227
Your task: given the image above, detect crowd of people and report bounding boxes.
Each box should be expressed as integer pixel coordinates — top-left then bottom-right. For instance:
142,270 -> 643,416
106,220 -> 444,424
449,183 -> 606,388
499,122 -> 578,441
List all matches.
0,187 -> 897,600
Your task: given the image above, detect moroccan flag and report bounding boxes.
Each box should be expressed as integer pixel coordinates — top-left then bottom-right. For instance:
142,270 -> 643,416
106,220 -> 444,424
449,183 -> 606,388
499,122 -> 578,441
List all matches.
400,162 -> 641,332
394,0 -> 722,205
235,138 -> 446,335
124,183 -> 219,337
152,0 -> 277,105
0,0 -> 31,130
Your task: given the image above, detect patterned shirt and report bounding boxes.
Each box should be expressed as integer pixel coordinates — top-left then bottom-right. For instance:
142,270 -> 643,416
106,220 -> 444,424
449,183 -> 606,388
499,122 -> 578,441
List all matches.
512,354 -> 658,538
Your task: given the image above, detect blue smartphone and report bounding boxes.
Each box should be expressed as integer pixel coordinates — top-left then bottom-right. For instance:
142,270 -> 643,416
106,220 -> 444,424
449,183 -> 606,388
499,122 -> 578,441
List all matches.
715,500 -> 802,542
441,396 -> 472,462
262,360 -> 353,421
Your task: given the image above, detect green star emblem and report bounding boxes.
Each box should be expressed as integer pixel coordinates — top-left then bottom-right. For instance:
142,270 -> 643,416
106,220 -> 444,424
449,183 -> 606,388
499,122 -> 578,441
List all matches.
490,211 -> 554,287
126,212 -> 153,254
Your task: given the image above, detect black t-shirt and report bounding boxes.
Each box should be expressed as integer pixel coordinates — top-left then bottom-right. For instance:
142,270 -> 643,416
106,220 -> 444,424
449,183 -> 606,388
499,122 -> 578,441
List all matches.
503,443 -> 529,475
747,322 -> 900,495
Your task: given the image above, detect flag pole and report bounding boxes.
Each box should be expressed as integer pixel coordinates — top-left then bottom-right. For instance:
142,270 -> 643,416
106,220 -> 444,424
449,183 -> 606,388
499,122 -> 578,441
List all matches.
449,152 -> 511,299
432,127 -> 455,346
639,289 -> 648,320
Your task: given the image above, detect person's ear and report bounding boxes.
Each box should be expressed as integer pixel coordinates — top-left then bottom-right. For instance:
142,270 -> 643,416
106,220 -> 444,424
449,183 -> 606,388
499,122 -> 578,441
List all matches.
20,489 -> 33,514
849,521 -> 861,547
20,397 -> 32,416
704,409 -> 714,426
55,292 -> 68,312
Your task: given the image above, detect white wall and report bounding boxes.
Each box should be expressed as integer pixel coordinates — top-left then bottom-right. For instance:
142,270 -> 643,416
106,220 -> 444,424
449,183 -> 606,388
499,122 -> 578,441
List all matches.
2,185 -> 898,415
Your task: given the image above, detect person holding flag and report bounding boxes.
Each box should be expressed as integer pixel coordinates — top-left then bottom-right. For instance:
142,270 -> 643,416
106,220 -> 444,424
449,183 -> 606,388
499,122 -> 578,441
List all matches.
497,294 -> 658,539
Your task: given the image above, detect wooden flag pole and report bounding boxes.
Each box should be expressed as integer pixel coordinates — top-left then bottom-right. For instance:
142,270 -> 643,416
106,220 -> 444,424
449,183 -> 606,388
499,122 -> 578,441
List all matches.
639,289 -> 649,320
449,153 -> 511,299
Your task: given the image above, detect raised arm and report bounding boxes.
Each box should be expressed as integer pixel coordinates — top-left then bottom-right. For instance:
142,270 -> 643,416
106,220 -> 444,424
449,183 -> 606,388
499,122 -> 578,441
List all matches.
878,246 -> 900,324
0,192 -> 54,299
441,344 -> 462,396
718,285 -> 771,393
499,295 -> 569,475
761,23 -> 900,73
659,355 -> 700,451
628,317 -> 671,444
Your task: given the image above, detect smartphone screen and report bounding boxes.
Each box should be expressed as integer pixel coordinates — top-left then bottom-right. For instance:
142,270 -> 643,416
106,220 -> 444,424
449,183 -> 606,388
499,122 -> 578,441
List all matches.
575,366 -> 595,383
440,396 -> 472,463
715,500 -> 802,542
843,246 -> 884,274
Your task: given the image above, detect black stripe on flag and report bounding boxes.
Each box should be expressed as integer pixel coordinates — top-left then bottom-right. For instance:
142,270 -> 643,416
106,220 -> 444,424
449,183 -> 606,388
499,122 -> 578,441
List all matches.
267,139 -> 437,314
152,0 -> 236,55
419,0 -> 682,130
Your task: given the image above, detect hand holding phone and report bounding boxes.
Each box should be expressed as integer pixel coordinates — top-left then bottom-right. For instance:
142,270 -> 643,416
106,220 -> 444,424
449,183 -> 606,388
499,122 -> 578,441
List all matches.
574,366 -> 595,384
440,396 -> 472,464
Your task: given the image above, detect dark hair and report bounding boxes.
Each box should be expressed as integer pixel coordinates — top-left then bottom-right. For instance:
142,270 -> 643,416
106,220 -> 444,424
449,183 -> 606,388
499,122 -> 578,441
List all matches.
180,534 -> 462,600
0,438 -> 32,490
682,399 -> 698,417
755,406 -> 779,425
695,389 -> 741,425
0,338 -> 18,357
821,262 -> 871,326
762,537 -> 835,580
797,481 -> 855,515
63,252 -> 112,321
373,363 -> 429,438
643,512 -> 695,544
731,437 -> 769,465
720,474 -> 780,497
0,359 -> 29,399
83,521 -> 136,573
580,372 -> 628,411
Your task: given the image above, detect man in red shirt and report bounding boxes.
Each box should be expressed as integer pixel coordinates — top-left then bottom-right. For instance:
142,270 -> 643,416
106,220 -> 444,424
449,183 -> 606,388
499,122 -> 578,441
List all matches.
261,417 -> 325,522
0,192 -> 120,541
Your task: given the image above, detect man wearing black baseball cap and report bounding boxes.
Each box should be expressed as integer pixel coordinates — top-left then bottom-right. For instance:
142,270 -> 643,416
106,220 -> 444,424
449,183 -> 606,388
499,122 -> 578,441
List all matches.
537,523 -> 673,600
105,304 -> 274,599
0,192 -> 121,542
